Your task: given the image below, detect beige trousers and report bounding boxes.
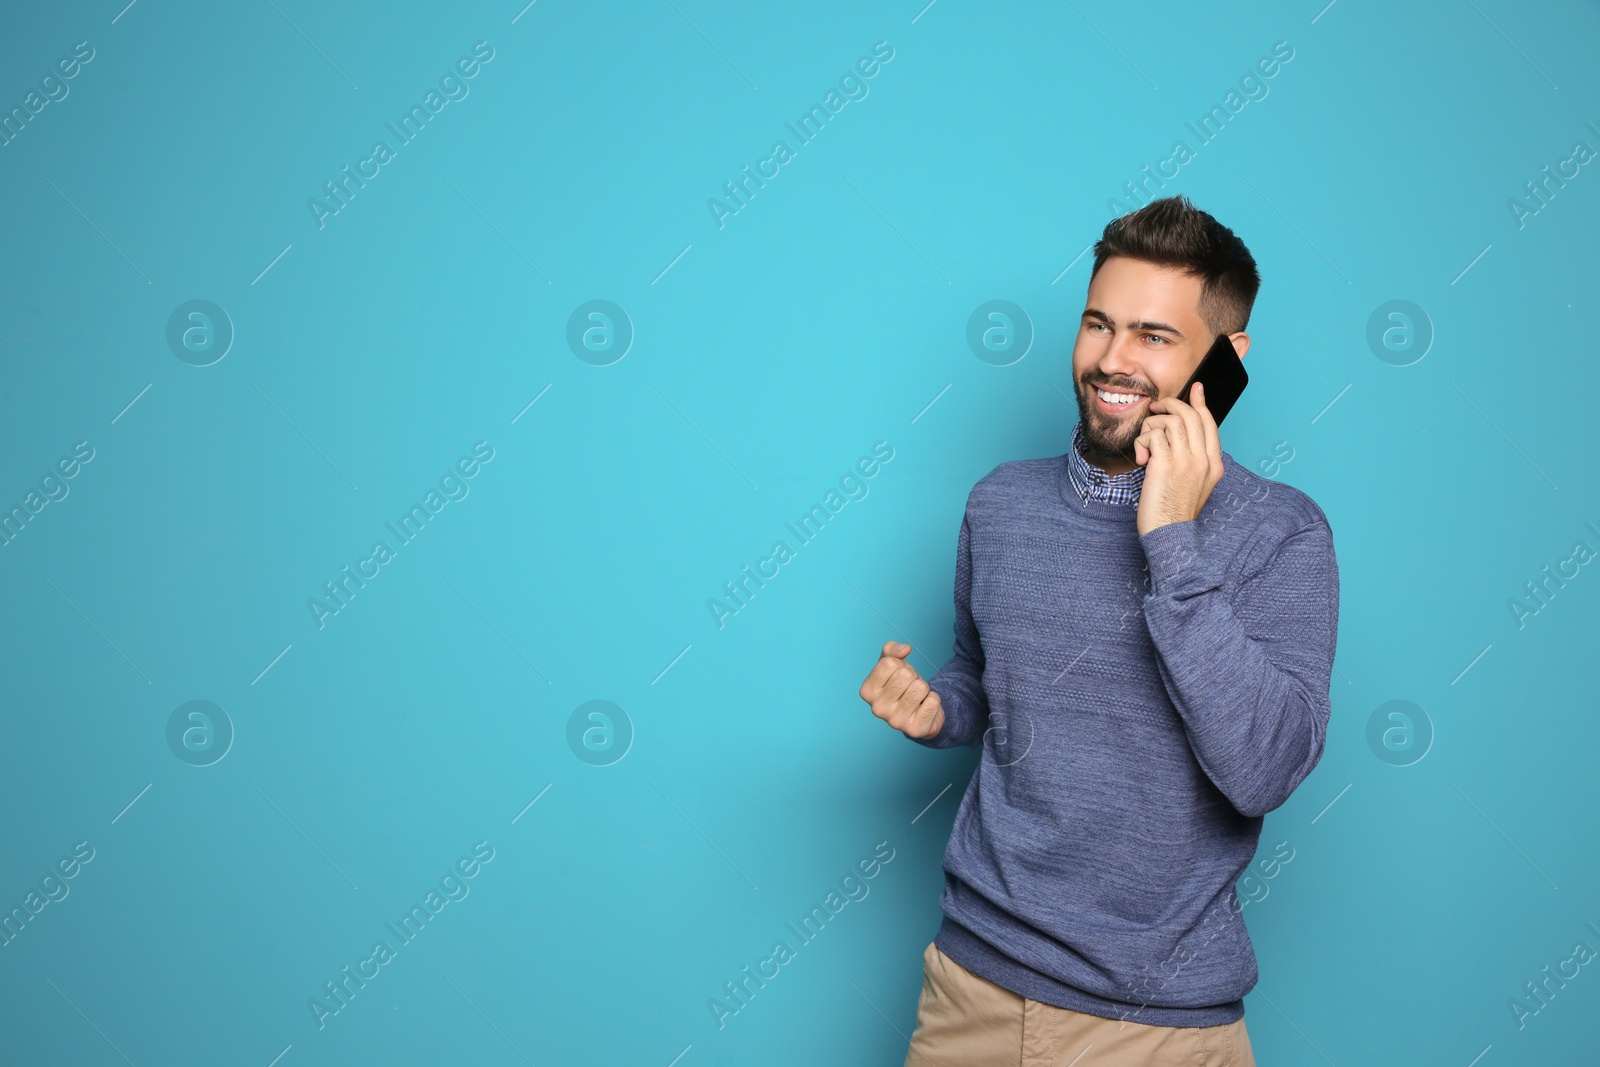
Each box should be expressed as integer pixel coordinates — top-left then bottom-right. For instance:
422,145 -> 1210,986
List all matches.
903,941 -> 1257,1067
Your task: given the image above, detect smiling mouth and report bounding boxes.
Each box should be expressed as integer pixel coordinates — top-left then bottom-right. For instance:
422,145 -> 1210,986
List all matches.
1092,385 -> 1149,414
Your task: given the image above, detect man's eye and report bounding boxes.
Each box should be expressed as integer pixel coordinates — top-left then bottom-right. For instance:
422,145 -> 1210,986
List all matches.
1145,334 -> 1169,344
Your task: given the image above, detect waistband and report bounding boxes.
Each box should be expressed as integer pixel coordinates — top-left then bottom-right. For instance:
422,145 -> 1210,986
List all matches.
934,915 -> 1246,1029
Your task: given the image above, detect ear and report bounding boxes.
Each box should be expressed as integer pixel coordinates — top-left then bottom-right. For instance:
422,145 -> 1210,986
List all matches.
1229,332 -> 1251,361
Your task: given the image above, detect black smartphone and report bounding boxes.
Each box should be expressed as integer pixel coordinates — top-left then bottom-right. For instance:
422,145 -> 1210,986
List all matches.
1173,334 -> 1248,426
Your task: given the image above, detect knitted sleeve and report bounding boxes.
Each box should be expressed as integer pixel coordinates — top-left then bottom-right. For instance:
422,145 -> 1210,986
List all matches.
917,508 -> 992,750
1137,516 -> 1340,816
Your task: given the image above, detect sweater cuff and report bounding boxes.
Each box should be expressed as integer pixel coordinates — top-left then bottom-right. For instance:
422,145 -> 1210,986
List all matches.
912,683 -> 969,749
1139,519 -> 1224,599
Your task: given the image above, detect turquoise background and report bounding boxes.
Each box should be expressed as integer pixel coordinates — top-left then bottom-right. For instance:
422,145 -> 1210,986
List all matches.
2,1 -> 1598,1064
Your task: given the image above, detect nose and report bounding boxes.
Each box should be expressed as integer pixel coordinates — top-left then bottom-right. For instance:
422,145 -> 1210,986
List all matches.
1095,335 -> 1148,392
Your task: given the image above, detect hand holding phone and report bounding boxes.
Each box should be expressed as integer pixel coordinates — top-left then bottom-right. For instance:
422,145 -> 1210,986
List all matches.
1133,334 -> 1244,535
1173,334 -> 1249,426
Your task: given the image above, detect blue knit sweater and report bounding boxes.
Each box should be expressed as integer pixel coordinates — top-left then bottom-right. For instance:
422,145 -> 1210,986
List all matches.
916,441 -> 1340,1027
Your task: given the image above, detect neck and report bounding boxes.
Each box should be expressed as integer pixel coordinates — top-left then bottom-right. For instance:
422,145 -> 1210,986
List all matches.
1080,442 -> 1137,477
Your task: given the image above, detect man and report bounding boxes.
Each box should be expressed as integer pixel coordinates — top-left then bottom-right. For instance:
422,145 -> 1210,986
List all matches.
859,195 -> 1340,1066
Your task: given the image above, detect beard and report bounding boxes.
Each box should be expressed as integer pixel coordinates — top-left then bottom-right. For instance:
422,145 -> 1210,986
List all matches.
1074,374 -> 1155,467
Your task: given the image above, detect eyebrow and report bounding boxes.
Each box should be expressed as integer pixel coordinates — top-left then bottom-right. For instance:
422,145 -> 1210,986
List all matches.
1081,307 -> 1187,342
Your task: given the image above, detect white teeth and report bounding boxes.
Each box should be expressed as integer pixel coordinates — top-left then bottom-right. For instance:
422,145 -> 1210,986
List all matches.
1096,388 -> 1142,405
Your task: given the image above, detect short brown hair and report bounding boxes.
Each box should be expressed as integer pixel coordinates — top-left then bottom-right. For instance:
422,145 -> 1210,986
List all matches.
1090,195 -> 1261,336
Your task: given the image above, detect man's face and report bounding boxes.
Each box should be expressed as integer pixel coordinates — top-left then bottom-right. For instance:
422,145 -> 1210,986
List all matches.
1070,255 -> 1247,471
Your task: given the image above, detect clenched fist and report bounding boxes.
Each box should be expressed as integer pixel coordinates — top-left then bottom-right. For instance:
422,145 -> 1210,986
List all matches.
859,641 -> 944,740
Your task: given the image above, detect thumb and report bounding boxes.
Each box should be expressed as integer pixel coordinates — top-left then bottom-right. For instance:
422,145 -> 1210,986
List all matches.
882,640 -> 912,660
